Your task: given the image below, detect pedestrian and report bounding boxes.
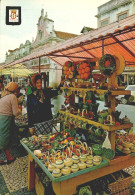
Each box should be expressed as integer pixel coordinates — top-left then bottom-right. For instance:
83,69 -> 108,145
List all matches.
16,86 -> 24,109
0,82 -> 21,165
26,74 -> 64,132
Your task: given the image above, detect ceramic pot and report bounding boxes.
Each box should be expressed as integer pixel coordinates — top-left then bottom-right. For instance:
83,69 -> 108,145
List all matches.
86,160 -> 93,168
71,164 -> 79,172
93,155 -> 102,166
64,158 -> 73,167
62,167 -> 71,175
92,144 -> 102,156
78,162 -> 86,169
72,155 -> 79,164
79,154 -> 87,162
54,160 -> 64,169
52,169 -> 62,178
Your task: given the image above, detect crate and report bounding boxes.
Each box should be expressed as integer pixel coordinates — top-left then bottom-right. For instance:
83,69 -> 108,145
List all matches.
108,170 -> 132,195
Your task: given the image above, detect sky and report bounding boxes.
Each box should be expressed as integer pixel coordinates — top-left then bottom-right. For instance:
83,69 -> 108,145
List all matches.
0,0 -> 109,63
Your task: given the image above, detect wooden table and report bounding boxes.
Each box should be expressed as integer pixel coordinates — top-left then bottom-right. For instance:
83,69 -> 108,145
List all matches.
21,141 -> 135,195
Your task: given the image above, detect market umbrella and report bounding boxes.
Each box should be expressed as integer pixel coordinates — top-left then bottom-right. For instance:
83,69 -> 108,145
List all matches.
0,64 -> 34,77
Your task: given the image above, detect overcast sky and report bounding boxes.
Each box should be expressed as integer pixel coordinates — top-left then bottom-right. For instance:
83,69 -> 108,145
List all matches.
0,0 -> 109,63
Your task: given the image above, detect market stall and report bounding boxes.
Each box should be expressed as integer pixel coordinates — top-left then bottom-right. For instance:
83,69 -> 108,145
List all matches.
20,52 -> 135,194
17,15 -> 135,194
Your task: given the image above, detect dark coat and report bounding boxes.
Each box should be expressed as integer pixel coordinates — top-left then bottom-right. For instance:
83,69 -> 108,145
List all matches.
27,87 -> 61,127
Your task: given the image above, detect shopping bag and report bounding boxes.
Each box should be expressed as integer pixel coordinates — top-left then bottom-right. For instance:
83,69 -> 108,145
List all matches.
34,120 -> 54,135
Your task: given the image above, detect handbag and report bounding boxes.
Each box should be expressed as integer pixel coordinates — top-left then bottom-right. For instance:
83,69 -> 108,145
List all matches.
34,119 -> 58,135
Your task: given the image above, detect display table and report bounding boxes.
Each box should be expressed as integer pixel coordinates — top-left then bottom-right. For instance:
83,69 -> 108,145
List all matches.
21,141 -> 135,195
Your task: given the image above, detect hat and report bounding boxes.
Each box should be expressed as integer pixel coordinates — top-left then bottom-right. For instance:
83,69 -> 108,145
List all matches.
31,74 -> 41,88
1,82 -> 19,98
5,82 -> 19,92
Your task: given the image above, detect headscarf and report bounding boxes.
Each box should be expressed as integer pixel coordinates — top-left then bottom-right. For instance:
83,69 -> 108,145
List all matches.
1,82 -> 19,98
26,74 -> 45,103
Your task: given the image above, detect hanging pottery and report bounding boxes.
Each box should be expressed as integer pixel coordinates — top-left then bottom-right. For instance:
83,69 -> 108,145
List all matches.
62,61 -> 75,80
99,54 -> 116,76
78,61 -> 91,80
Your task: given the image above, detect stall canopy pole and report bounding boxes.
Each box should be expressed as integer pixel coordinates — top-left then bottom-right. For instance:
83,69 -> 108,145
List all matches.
102,39 -> 104,57
39,57 -> 41,73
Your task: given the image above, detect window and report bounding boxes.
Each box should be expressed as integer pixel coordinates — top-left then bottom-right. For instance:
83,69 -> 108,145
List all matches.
100,19 -> 109,27
118,11 -> 128,21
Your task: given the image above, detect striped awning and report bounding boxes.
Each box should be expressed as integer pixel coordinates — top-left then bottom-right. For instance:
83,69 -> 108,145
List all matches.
1,14 -> 135,68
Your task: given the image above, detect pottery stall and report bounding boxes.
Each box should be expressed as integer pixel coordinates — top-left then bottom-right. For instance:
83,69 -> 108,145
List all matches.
20,53 -> 135,195
19,21 -> 135,194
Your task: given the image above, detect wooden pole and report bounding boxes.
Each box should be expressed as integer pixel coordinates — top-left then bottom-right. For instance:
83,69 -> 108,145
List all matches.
38,57 -> 41,73
102,39 -> 104,57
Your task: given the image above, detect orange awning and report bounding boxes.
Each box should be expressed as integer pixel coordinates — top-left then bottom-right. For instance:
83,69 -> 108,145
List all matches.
2,14 -> 135,68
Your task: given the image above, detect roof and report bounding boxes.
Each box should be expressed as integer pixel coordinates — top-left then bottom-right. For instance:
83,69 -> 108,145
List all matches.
2,14 -> 135,68
55,31 -> 78,40
81,27 -> 94,33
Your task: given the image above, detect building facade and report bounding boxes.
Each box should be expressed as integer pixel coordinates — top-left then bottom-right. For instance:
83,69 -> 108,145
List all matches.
5,9 -> 77,87
96,0 -> 135,27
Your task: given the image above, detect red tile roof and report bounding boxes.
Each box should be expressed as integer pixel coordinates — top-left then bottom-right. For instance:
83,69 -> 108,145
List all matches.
55,31 -> 78,40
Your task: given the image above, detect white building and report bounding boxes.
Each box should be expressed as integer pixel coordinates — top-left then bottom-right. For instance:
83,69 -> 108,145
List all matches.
96,0 -> 135,27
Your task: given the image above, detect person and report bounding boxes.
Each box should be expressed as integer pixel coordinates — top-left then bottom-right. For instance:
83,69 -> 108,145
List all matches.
0,82 -> 21,165
26,74 -> 64,129
16,86 -> 24,109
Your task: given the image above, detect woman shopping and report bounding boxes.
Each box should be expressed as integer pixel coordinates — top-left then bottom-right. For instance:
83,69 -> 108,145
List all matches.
0,82 -> 21,165
26,74 -> 64,133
